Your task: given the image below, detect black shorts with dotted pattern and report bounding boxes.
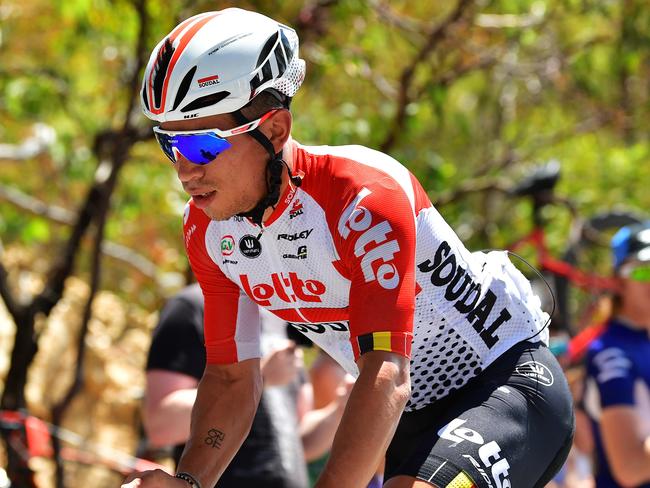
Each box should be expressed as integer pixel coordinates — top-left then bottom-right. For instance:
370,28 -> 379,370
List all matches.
385,341 -> 574,488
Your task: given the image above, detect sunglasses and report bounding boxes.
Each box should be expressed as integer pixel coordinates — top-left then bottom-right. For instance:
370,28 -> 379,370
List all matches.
152,110 -> 277,165
620,263 -> 650,283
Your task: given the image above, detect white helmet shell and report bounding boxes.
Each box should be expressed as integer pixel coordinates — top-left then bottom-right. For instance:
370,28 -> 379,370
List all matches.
141,8 -> 305,123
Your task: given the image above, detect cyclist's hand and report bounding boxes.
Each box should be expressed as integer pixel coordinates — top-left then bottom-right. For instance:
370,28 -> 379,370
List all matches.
121,469 -> 186,487
261,340 -> 303,386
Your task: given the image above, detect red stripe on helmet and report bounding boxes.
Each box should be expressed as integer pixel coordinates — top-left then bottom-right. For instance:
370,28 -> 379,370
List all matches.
148,12 -> 220,115
197,74 -> 220,84
168,12 -> 211,42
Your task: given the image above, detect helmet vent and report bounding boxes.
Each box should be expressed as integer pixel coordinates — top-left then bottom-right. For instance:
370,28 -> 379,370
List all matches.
274,43 -> 286,75
172,66 -> 197,111
255,32 -> 279,69
280,29 -> 293,62
141,85 -> 150,110
153,38 -> 175,108
181,91 -> 231,112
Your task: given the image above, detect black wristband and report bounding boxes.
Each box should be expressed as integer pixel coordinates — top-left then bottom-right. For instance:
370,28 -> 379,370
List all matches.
175,472 -> 202,488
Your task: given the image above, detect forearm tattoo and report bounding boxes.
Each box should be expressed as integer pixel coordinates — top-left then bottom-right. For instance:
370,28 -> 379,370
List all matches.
204,428 -> 225,449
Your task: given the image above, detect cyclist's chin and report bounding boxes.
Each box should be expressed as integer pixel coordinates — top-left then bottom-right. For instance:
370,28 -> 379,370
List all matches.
202,199 -> 245,222
202,206 -> 233,221
200,190 -> 263,222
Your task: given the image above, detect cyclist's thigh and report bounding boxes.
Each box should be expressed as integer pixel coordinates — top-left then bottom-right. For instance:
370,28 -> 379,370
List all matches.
385,341 -> 575,488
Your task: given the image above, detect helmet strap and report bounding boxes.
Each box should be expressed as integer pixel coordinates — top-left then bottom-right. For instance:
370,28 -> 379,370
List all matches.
232,109 -> 301,227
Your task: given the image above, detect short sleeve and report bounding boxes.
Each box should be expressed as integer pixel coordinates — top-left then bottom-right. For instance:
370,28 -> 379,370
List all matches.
184,201 -> 261,364
586,346 -> 636,408
334,177 -> 415,361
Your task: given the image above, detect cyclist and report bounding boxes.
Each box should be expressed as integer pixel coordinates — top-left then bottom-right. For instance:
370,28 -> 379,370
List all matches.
122,8 -> 573,488
583,222 -> 650,487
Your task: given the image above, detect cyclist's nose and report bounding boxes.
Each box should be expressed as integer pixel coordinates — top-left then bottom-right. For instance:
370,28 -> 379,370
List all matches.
175,154 -> 203,183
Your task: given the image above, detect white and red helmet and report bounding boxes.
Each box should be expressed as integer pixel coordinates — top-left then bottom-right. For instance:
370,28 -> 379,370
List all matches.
141,8 -> 306,123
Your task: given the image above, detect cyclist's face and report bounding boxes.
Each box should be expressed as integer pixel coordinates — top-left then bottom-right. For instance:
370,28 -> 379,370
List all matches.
160,113 -> 270,221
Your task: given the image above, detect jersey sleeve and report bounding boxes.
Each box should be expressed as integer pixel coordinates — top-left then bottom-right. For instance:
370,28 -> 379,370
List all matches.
183,202 -> 261,365
586,346 -> 636,408
333,176 -> 416,361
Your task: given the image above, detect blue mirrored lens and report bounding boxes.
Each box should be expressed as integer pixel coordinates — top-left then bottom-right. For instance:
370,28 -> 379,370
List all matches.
154,131 -> 232,165
174,133 -> 232,164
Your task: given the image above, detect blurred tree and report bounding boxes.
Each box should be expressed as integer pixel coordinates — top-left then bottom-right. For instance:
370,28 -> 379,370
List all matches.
0,0 -> 649,485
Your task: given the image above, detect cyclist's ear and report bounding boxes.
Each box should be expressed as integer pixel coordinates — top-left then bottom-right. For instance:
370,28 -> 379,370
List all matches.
263,109 -> 292,154
610,278 -> 624,310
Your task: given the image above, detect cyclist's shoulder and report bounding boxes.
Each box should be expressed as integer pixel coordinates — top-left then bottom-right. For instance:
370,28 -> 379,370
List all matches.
584,320 -> 647,367
295,141 -> 409,182
294,141 -> 422,210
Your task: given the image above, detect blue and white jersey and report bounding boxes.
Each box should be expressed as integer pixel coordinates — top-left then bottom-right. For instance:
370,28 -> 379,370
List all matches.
584,319 -> 650,488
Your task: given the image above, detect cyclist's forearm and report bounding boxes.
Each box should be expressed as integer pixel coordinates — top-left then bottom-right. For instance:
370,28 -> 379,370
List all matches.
315,351 -> 410,488
176,361 -> 263,487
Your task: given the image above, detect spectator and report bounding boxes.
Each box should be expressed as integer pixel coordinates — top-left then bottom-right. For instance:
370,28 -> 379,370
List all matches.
302,350 -> 383,488
144,283 -> 309,488
583,222 -> 650,487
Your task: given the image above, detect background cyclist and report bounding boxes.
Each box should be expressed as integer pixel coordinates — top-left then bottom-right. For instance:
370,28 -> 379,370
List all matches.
583,222 -> 650,487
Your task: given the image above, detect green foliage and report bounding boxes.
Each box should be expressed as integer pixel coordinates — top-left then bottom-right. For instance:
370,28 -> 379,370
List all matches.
1,0 -> 649,309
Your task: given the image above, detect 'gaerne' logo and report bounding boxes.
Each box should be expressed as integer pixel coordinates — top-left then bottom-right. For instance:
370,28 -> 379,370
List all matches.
197,75 -> 220,88
515,361 -> 554,386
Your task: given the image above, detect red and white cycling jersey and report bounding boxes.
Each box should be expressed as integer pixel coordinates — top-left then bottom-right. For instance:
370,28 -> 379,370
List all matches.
184,141 -> 549,410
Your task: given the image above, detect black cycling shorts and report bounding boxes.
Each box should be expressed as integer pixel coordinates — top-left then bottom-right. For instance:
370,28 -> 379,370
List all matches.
385,341 -> 575,488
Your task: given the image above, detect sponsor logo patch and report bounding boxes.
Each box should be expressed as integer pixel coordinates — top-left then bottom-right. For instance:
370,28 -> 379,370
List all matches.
278,229 -> 313,241
283,245 -> 308,260
197,74 -> 220,88
417,241 -> 512,349
515,361 -> 554,386
439,418 -> 511,488
239,235 -> 262,259
240,272 -> 326,306
337,188 -> 401,290
289,199 -> 303,219
220,235 -> 235,256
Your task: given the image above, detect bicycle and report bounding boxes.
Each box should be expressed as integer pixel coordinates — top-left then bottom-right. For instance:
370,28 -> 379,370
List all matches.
504,160 -> 643,352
